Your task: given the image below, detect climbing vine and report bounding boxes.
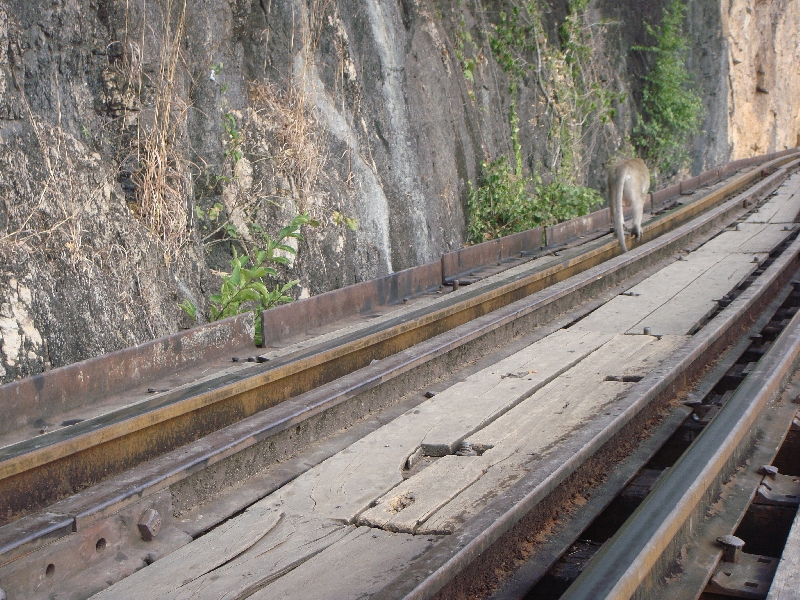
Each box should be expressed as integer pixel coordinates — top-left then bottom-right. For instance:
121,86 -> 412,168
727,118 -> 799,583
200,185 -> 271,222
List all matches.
633,0 -> 703,179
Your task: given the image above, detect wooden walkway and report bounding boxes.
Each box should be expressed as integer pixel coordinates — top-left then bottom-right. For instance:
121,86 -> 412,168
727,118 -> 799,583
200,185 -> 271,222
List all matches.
93,174 -> 800,600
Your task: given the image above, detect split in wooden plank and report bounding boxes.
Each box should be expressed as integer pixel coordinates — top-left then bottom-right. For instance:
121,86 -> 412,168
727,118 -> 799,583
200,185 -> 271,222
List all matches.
154,517 -> 351,600
766,503 -> 800,600
630,253 -> 761,336
420,329 -> 613,456
421,334 -> 687,534
90,505 -> 282,599
249,527 -> 436,600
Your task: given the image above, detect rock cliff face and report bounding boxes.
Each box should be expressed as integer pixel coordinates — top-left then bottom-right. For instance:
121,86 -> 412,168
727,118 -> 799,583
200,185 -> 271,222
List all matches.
0,0 -> 797,382
724,0 -> 800,158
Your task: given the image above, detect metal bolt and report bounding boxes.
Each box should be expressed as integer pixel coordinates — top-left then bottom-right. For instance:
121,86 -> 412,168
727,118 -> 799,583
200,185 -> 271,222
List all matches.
643,327 -> 652,336
753,256 -> 760,263
452,279 -> 460,291
759,465 -> 779,480
717,535 -> 745,563
735,223 -> 741,231
455,441 -> 477,456
138,508 -> 162,542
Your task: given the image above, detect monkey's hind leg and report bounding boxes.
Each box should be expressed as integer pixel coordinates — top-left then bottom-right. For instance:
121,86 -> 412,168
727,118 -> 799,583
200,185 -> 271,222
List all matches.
632,197 -> 644,240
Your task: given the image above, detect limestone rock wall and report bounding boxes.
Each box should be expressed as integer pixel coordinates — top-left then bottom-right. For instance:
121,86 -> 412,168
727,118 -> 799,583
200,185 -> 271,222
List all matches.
724,0 -> 800,159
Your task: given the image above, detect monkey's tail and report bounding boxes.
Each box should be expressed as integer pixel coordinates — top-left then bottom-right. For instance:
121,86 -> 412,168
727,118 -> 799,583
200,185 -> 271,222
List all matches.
612,167 -> 628,253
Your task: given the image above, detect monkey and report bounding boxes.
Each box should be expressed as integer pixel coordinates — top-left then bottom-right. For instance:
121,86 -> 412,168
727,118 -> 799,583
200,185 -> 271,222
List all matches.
607,158 -> 650,253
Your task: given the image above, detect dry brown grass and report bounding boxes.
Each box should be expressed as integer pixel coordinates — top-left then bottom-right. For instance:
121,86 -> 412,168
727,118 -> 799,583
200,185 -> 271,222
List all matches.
248,79 -> 327,208
131,0 -> 190,264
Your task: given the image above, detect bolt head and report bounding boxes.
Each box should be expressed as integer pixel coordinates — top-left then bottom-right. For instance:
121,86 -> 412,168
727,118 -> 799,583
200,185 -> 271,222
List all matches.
138,508 -> 162,542
717,534 -> 745,563
759,465 -> 779,479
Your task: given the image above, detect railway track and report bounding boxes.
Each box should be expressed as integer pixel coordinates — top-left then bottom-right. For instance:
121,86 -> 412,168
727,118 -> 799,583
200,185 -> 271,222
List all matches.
1,150 -> 800,599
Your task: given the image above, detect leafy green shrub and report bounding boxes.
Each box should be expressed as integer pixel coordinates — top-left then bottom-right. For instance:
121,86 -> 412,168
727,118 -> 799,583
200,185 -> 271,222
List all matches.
633,0 -> 703,177
180,213 -> 313,345
467,157 -> 602,243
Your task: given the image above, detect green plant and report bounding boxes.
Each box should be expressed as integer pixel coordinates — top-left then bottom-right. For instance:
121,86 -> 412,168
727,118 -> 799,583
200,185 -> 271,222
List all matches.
455,11 -> 479,89
488,0 -> 621,183
180,213 -> 314,345
222,112 -> 243,164
633,0 -> 703,178
331,210 -> 358,231
466,156 -> 601,243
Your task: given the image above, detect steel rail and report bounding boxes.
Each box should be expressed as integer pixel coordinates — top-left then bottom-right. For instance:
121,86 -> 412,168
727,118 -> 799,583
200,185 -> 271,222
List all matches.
0,155 -> 796,524
560,278 -> 800,600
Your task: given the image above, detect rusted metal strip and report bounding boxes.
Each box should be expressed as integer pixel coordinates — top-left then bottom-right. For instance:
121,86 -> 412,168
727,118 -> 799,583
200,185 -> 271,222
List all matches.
440,228 -> 544,284
0,313 -> 254,439
441,238 -> 500,282
545,209 -> 612,247
0,155 -> 795,529
499,227 -> 545,260
261,260 -> 443,345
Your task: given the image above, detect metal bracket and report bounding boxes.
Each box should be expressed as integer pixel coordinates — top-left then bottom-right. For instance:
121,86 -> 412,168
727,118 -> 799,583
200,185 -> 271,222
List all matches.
754,470 -> 800,507
0,490 -> 190,599
708,552 -> 779,599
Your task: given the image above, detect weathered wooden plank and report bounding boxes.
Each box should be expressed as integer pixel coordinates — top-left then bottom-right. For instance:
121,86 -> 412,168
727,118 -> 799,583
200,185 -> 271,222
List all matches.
767,506 -> 800,600
630,253 -> 759,335
420,329 -> 613,456
572,252 -> 728,334
698,223 -> 791,254
249,527 -> 435,600
91,504 -> 283,599
746,174 -> 800,224
160,517 -> 351,600
358,455 -> 488,533
422,335 -> 687,534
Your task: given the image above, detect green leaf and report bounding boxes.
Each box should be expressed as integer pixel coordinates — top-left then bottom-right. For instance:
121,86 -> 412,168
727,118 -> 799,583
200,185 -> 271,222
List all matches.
178,299 -> 197,320
281,279 -> 300,293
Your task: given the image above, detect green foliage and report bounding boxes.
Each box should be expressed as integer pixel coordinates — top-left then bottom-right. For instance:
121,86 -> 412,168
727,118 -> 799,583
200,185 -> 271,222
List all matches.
467,157 -> 602,243
331,210 -> 358,231
633,0 -> 703,177
487,0 -> 621,183
180,213 -> 314,345
455,14 -> 478,85
465,0 -> 610,243
222,112 -> 243,164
